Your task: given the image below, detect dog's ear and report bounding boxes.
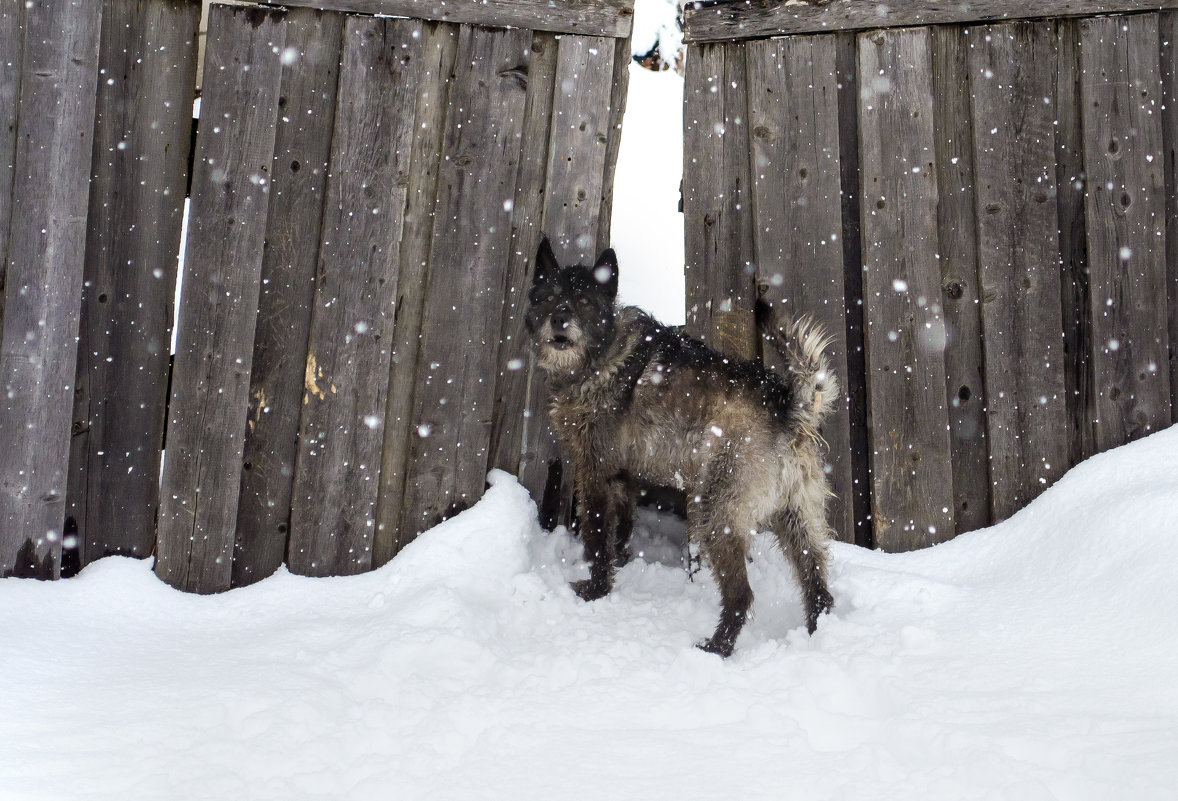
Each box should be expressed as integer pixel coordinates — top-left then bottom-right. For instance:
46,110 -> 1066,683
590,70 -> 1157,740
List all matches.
593,248 -> 618,301
534,235 -> 559,287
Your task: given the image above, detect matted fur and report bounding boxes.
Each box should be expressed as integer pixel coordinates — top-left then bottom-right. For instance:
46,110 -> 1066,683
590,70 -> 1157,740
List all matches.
525,237 -> 838,657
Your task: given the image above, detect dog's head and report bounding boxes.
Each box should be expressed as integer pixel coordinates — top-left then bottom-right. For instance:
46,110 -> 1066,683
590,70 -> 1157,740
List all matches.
525,236 -> 619,374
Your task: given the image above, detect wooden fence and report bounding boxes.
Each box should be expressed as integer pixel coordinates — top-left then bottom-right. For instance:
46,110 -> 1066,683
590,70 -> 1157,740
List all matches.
0,0 -> 633,588
682,0 -> 1178,550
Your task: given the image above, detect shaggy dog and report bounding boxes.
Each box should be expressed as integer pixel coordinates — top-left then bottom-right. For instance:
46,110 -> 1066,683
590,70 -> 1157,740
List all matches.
525,237 -> 838,656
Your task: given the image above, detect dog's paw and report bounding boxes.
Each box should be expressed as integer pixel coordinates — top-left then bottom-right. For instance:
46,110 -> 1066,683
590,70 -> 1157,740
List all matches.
571,578 -> 610,602
613,545 -> 632,569
695,636 -> 735,658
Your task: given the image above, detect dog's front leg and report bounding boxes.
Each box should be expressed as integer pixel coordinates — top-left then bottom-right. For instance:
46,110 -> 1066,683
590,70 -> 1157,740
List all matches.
571,473 -> 614,602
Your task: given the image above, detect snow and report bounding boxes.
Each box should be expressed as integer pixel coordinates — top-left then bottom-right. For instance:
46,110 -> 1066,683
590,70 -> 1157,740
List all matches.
4,427 -> 1178,799
611,64 -> 686,326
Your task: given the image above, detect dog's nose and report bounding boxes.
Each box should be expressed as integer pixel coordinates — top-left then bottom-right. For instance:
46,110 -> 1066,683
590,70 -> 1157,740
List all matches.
551,309 -> 571,330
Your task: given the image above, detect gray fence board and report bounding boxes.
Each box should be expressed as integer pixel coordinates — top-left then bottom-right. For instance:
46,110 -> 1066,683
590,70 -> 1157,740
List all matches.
542,35 -> 617,263
1056,17 -> 1097,464
857,28 -> 955,551
0,2 -> 22,332
233,8 -> 343,586
530,33 -> 620,527
269,0 -> 632,38
596,37 -> 632,258
373,21 -> 459,566
929,25 -> 990,534
1161,11 -> 1178,422
287,16 -> 423,577
155,6 -> 286,593
68,0 -> 200,569
834,31 -> 872,548
744,34 -> 853,542
400,25 -> 532,539
0,0 -> 101,579
1079,14 -> 1172,451
685,0 -> 1178,40
490,31 -> 558,517
683,42 -> 757,360
969,21 -> 1070,521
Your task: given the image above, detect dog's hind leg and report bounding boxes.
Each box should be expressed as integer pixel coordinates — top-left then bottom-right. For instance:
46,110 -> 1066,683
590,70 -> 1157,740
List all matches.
769,483 -> 834,634
692,485 -> 753,657
608,474 -> 636,568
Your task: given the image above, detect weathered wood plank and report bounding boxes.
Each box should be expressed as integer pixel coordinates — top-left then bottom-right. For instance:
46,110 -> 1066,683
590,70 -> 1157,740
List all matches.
1079,14 -> 1172,451
685,0 -> 1178,40
269,0 -> 633,38
0,1 -> 23,332
595,35 -> 631,257
1056,17 -> 1097,464
232,8 -> 343,586
857,27 -> 955,552
1161,11 -> 1178,421
529,33 -> 620,528
834,30 -> 873,548
67,0 -> 200,570
373,21 -> 459,566
488,31 -> 558,519
968,21 -> 1070,521
0,0 -> 101,580
744,34 -> 853,542
541,35 -> 617,263
155,6 -> 286,593
287,16 -> 422,577
399,25 -> 531,540
929,25 -> 989,534
683,42 -> 757,360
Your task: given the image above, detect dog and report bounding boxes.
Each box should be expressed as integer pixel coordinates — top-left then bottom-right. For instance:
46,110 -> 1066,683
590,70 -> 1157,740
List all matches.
525,236 -> 838,657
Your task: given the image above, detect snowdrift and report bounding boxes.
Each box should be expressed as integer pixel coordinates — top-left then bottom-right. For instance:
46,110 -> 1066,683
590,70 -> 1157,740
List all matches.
2,426 -> 1177,800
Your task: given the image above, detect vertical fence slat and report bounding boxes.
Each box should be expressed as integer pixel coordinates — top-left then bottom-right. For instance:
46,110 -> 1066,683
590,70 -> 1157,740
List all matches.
1080,14 -> 1172,451
286,16 -> 422,577
155,6 -> 286,593
857,27 -> 955,551
744,34 -> 853,542
0,2 -> 22,330
834,31 -> 873,548
542,35 -> 616,262
489,31 -> 558,519
67,0 -> 199,570
1161,11 -> 1178,422
0,0 -> 101,579
595,35 -> 631,258
232,8 -> 343,586
399,25 -> 532,540
1056,18 -> 1097,465
528,33 -> 620,527
373,21 -> 459,566
930,26 -> 990,535
969,21 -> 1070,521
683,42 -> 758,360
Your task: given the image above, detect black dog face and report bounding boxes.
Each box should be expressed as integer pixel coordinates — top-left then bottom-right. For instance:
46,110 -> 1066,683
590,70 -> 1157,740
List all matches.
525,236 -> 619,374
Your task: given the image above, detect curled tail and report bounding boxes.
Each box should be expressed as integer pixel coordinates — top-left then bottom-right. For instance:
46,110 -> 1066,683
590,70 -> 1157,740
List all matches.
755,297 -> 839,432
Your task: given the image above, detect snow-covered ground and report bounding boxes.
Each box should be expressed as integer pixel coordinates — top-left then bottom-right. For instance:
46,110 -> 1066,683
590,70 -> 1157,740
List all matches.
3,424 -> 1178,799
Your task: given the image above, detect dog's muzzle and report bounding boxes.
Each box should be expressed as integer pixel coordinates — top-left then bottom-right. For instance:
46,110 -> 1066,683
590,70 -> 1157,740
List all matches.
546,310 -> 576,350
